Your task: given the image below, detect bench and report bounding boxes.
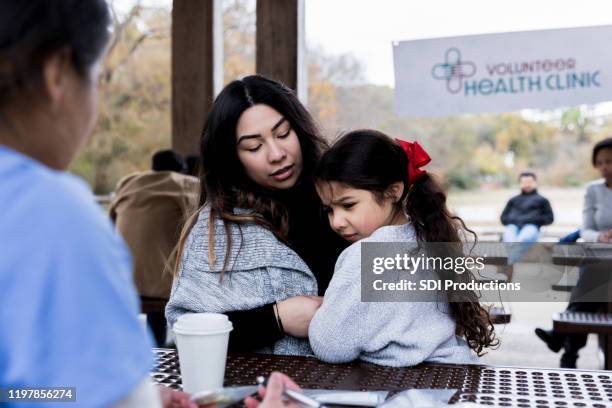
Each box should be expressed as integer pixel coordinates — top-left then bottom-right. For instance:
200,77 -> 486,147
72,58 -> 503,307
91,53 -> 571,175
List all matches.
553,312 -> 612,334
471,226 -> 577,243
553,312 -> 612,369
551,283 -> 574,292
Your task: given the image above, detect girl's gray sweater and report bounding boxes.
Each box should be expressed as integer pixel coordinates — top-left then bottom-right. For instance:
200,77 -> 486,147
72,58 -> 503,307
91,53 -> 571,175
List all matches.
309,223 -> 478,367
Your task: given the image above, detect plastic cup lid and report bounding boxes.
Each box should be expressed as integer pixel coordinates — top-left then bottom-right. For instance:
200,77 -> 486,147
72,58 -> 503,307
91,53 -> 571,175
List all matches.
173,313 -> 233,335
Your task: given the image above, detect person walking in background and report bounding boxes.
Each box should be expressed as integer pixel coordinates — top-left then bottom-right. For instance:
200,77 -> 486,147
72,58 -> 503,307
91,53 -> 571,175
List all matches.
109,149 -> 199,346
500,171 -> 554,264
535,137 -> 612,368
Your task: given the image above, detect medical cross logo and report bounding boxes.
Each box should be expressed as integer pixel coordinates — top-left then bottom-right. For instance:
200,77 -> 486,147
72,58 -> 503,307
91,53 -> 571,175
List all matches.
431,48 -> 476,94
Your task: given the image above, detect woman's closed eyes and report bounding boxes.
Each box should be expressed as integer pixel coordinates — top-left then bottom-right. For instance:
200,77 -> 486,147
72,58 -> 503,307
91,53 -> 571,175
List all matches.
244,127 -> 292,153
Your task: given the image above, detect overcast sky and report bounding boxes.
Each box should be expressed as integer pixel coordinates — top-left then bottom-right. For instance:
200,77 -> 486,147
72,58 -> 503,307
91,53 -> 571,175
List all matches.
305,0 -> 612,87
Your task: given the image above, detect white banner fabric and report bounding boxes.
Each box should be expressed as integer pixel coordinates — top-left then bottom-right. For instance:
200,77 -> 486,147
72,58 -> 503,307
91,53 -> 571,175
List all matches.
393,26 -> 612,117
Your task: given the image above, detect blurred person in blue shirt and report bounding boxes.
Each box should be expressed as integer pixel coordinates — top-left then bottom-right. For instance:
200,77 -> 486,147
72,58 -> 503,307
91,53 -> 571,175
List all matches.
0,1 -> 197,407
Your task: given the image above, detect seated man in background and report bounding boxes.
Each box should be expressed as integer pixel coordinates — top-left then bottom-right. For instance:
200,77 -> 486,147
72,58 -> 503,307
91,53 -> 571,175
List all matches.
500,171 -> 554,264
110,150 -> 199,346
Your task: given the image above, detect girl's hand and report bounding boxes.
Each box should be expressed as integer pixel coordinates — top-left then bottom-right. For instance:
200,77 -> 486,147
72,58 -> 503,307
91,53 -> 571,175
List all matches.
244,372 -> 303,408
276,296 -> 323,337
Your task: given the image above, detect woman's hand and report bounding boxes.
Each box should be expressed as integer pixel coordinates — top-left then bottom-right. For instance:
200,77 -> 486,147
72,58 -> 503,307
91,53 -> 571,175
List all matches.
158,386 -> 199,408
275,296 -> 323,337
244,372 -> 303,408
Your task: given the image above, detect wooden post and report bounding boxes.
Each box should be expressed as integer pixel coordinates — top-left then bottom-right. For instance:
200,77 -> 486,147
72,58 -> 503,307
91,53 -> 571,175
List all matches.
256,0 -> 306,100
171,0 -> 222,156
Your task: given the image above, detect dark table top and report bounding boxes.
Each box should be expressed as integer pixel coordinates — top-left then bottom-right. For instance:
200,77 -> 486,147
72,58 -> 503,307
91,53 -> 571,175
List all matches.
465,242 -> 509,266
552,244 -> 612,267
151,348 -> 612,407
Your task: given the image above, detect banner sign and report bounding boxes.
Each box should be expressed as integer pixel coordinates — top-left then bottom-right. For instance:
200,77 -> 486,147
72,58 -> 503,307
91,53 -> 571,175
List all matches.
393,26 -> 612,117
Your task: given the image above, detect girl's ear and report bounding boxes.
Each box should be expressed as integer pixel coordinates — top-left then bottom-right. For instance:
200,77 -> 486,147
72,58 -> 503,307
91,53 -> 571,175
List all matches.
386,181 -> 404,203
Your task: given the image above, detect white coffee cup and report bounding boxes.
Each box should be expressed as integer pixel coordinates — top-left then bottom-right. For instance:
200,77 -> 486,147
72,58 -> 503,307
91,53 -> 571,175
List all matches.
173,313 -> 233,394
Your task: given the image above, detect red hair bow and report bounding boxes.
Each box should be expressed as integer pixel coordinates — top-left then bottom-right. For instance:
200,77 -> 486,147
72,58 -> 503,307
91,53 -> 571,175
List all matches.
395,139 -> 431,184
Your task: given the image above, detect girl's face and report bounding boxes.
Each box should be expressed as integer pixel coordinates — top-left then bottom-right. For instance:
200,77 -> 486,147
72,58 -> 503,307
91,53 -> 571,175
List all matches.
317,181 -> 405,243
594,147 -> 612,183
236,104 -> 303,190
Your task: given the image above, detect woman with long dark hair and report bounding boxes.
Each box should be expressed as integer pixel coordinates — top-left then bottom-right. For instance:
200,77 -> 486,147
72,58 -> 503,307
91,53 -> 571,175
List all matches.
165,75 -> 347,355
309,130 -> 497,366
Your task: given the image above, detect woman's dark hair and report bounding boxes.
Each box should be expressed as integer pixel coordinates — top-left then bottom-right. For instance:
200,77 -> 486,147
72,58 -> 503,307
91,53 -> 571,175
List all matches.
174,75 -> 328,277
592,137 -> 612,166
315,129 -> 497,355
0,0 -> 110,108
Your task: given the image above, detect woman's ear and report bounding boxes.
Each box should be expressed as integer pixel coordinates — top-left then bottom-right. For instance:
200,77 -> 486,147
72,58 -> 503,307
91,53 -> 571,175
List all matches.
41,48 -> 72,110
386,181 -> 405,203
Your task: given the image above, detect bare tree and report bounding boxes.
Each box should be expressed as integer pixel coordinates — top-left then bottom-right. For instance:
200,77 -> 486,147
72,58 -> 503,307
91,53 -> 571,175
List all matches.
101,1 -> 169,87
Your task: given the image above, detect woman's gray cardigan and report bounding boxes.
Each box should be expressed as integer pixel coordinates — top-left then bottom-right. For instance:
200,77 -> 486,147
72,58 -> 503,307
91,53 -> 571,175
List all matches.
165,206 -> 318,356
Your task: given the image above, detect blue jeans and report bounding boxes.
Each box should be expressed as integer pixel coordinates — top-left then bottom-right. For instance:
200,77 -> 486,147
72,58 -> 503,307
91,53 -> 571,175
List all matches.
503,224 -> 540,264
559,229 -> 580,243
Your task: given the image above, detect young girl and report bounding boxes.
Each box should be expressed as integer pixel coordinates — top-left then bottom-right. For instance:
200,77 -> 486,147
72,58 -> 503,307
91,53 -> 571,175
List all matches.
309,129 -> 496,367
